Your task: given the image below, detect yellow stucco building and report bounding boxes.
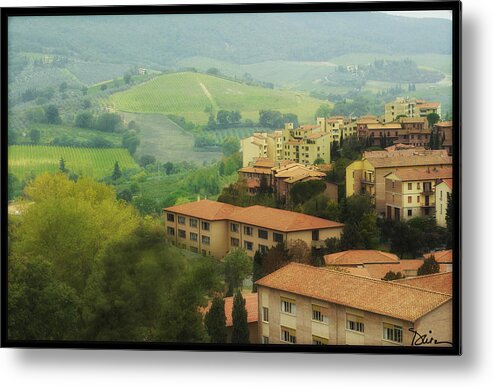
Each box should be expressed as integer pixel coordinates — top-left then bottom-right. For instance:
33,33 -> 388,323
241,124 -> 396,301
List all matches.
256,263 -> 452,346
435,179 -> 453,228
164,199 -> 344,258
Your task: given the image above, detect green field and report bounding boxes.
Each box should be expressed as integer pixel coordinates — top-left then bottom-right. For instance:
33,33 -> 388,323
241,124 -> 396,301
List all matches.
14,123 -> 123,147
121,112 -> 223,164
8,145 -> 138,179
110,72 -> 329,124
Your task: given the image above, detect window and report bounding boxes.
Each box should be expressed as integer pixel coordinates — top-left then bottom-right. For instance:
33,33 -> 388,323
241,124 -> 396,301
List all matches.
262,336 -> 269,344
281,297 -> 296,315
258,229 -> 268,239
166,213 -> 175,222
408,183 -> 412,190
202,235 -> 210,245
440,204 -> 443,215
312,305 -> 328,324
244,241 -> 253,251
229,237 -> 239,247
417,182 -> 421,190
280,327 -> 296,344
201,221 -> 210,231
346,314 -> 364,333
440,190 -> 443,200
383,323 -> 403,343
408,196 -> 412,204
408,209 -> 412,217
230,223 -> 239,233
190,232 -> 198,241
262,307 -> 269,322
417,196 -> 420,203
312,229 -> 319,241
189,218 -> 198,228
391,181 -> 395,189
259,244 -> 268,254
244,226 -> 253,236
312,336 -> 328,345
201,249 -> 206,255
273,232 -> 284,243
166,227 -> 175,236
178,229 -> 186,239
178,215 -> 185,225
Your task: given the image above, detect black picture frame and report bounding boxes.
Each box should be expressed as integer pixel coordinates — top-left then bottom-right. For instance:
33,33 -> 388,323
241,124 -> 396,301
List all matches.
0,1 -> 462,354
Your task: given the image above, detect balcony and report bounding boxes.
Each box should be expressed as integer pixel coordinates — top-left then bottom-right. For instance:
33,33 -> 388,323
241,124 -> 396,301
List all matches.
361,179 -> 375,185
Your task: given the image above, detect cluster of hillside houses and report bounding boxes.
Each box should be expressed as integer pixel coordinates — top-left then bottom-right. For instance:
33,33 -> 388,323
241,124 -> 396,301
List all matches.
163,97 -> 455,347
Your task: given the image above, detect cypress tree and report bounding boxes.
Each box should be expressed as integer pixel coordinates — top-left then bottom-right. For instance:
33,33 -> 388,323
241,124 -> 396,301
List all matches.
59,157 -> 66,173
204,295 -> 227,343
417,256 -> 440,276
112,161 -> 122,180
231,291 -> 249,344
252,250 -> 264,292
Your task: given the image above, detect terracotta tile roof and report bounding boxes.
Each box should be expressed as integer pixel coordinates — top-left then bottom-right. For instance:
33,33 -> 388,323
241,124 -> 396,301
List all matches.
238,166 -> 272,175
297,125 -> 320,131
285,174 -> 322,184
324,250 -> 400,266
435,121 -> 452,127
424,249 -> 453,263
386,167 -> 453,181
201,293 -> 258,327
229,205 -> 343,232
285,140 -> 302,145
164,199 -> 237,221
356,118 -> 380,125
399,117 -> 427,123
255,263 -> 451,322
275,165 -> 325,179
395,272 -> 452,295
439,178 -> 453,189
306,132 -> 329,139
363,260 -> 424,280
252,158 -> 275,168
165,200 -> 343,232
367,123 -> 402,130
365,151 -> 452,168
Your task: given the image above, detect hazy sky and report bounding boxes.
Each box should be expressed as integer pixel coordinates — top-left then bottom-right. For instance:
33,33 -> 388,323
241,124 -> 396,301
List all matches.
381,11 -> 453,20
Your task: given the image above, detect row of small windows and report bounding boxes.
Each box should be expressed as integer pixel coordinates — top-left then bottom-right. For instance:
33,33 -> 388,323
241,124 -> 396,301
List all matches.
167,213 -> 210,231
230,223 -> 284,243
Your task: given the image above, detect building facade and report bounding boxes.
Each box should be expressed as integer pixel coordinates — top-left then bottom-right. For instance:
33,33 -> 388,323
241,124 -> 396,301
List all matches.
164,200 -> 344,258
256,263 -> 452,346
384,167 -> 453,221
435,178 -> 452,228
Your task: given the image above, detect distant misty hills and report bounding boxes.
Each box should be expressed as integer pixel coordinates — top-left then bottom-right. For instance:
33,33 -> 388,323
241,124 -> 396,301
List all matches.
9,12 -> 452,66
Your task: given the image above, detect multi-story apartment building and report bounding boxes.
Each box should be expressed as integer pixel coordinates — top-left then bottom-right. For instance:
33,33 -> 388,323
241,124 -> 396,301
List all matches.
384,167 -> 453,221
281,122 -> 332,165
164,199 -> 344,258
384,97 -> 441,123
237,158 -> 275,195
316,116 -> 357,143
256,263 -> 452,346
435,178 -> 452,228
241,131 -> 283,167
346,149 -> 452,215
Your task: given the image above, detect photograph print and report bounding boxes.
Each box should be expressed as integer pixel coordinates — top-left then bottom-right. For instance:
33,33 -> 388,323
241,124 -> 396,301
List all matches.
2,1 -> 461,353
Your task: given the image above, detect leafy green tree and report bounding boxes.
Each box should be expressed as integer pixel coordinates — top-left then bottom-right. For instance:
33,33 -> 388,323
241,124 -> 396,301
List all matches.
8,256 -> 80,341
315,104 -> 332,119
13,173 -> 139,292
29,128 -> 41,144
123,72 -> 132,84
59,157 -> 66,173
302,194 -> 340,221
164,162 -> 174,175
231,291 -> 250,344
45,105 -> 61,124
8,173 -> 22,201
75,112 -> 93,128
223,248 -> 252,296
314,157 -> 325,165
112,161 -> 122,180
427,112 -> 440,128
117,189 -> 133,203
204,295 -> 227,343
290,180 -> 327,205
140,154 -> 156,167
95,113 -> 122,132
217,110 -> 231,127
259,110 -> 284,129
418,256 -> 440,276
382,271 -> 404,281
100,84 -> 108,91
282,113 -> 298,128
206,67 -> 220,76
59,82 -> 68,92
122,131 -> 140,154
221,136 -> 240,156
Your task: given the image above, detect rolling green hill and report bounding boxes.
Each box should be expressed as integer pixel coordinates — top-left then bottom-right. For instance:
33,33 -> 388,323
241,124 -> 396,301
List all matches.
111,72 -> 329,124
8,145 -> 138,179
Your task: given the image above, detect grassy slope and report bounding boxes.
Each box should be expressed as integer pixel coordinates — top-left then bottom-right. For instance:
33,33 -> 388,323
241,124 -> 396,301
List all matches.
122,112 -> 223,164
8,145 -> 138,179
110,72 -> 329,124
15,123 -> 122,147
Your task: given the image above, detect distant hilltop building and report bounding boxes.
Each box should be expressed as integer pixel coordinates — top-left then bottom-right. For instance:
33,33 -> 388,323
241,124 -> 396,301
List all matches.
384,97 -> 441,123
